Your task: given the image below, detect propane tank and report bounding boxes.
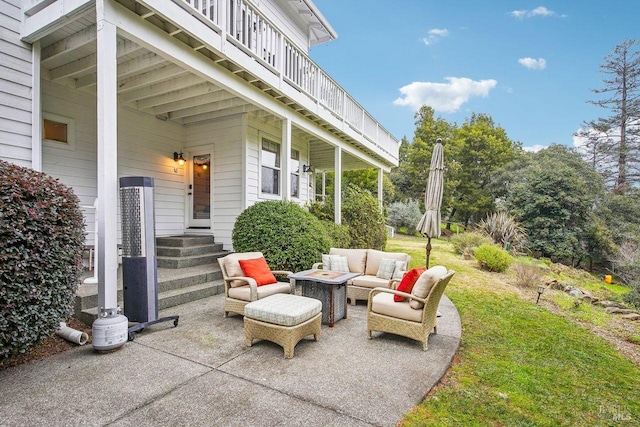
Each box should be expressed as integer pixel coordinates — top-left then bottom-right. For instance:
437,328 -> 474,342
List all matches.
92,309 -> 128,351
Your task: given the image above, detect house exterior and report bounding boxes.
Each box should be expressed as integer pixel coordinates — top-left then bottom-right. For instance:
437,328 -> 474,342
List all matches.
1,0 -> 399,311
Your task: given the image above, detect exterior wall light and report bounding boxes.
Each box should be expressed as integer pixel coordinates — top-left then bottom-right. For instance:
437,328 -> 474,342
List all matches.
173,151 -> 186,166
303,164 -> 313,173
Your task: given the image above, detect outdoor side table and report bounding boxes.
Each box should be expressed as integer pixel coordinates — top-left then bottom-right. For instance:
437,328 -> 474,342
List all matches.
289,269 -> 361,327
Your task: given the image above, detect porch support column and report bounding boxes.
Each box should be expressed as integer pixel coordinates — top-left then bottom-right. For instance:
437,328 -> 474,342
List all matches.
334,146 -> 342,225
378,168 -> 384,211
281,117 -> 291,200
31,41 -> 42,171
96,5 -> 119,313
321,171 -> 326,202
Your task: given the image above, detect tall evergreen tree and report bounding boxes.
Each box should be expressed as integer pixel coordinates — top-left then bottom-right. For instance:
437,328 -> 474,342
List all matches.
577,39 -> 640,193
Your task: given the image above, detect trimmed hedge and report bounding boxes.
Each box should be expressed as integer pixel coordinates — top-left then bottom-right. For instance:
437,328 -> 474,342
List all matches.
0,160 -> 85,360
232,200 -> 331,273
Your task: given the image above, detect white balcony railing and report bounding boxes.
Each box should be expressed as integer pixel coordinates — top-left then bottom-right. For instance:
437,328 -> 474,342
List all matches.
178,0 -> 398,160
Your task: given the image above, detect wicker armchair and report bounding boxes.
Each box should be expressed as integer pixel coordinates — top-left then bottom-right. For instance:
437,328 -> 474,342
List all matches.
366,269 -> 455,350
217,252 -> 293,317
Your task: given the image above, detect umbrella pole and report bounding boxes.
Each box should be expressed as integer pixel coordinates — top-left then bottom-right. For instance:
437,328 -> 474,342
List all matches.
426,237 -> 432,269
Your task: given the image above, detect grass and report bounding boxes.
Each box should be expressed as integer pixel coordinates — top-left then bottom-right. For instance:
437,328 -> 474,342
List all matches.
385,235 -> 640,426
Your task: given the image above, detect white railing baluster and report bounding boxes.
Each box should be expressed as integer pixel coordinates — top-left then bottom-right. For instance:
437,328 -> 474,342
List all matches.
176,0 -> 398,160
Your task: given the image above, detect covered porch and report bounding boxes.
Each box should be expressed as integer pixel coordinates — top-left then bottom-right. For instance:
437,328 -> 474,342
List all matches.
22,0 -> 399,315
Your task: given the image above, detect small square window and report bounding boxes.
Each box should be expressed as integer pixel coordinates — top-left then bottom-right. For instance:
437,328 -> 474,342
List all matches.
43,113 -> 75,150
44,119 -> 67,143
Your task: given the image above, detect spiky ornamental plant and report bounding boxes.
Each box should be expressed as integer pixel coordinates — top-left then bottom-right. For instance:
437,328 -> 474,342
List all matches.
477,211 -> 527,252
0,161 -> 85,360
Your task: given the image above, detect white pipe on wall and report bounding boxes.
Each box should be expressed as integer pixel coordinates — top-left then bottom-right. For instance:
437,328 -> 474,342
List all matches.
56,322 -> 89,345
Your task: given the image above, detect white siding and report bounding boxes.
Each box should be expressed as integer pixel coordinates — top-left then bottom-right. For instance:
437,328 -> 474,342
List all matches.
0,0 -> 33,166
185,114 -> 244,250
41,80 -> 186,245
246,115 -> 311,206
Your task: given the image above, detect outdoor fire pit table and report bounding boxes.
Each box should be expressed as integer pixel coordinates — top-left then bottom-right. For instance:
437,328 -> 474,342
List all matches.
288,269 -> 361,327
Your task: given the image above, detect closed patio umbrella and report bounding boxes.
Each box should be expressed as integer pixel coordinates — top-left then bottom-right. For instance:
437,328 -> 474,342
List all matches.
417,138 -> 444,268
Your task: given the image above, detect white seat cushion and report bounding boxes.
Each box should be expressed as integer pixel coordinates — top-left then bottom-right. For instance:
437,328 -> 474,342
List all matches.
351,275 -> 390,289
371,292 -> 421,322
228,282 -> 292,301
244,294 -> 322,326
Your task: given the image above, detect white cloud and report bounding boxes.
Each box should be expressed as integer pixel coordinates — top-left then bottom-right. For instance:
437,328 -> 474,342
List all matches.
523,144 -> 547,152
393,77 -> 498,112
422,28 -> 449,45
518,57 -> 547,70
509,6 -> 563,19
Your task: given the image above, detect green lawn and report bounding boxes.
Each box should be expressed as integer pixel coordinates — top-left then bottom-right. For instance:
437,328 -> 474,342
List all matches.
385,235 -> 640,426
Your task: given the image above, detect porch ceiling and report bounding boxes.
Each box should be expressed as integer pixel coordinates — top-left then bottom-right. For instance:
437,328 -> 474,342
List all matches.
37,3 -> 379,173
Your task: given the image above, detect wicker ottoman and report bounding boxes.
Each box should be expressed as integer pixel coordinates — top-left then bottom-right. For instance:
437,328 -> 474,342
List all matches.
244,294 -> 322,359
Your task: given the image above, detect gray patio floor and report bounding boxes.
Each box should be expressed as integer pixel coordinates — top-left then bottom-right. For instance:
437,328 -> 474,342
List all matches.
0,293 -> 461,427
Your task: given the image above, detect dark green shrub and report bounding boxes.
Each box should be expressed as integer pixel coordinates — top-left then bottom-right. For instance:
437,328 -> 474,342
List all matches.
341,185 -> 387,250
309,184 -> 387,250
0,160 -> 85,360
232,201 -> 330,272
321,220 -> 351,248
474,244 -> 513,272
451,232 -> 493,255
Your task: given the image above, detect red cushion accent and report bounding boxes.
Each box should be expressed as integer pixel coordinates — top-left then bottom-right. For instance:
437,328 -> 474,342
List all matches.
394,267 -> 426,302
238,258 -> 277,286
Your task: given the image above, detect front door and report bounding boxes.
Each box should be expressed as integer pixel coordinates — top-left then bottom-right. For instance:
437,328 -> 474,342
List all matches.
187,148 -> 212,229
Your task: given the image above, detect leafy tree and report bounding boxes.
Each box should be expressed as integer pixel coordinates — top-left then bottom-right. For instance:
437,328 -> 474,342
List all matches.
388,136 -> 412,199
577,39 -> 640,193
447,113 -> 518,225
499,146 -> 605,266
390,106 -> 455,205
595,188 -> 640,245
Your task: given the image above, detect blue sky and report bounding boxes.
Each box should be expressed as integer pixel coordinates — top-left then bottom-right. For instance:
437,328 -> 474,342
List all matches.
309,1 -> 637,151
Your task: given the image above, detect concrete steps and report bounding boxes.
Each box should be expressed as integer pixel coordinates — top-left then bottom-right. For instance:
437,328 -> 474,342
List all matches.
75,235 -> 228,324
156,235 -> 226,268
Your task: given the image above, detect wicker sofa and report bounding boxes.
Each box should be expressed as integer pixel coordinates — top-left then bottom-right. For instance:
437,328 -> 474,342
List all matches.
313,248 -> 411,305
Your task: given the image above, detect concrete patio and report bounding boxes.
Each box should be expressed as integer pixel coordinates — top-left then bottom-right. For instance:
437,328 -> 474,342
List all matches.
0,292 -> 461,427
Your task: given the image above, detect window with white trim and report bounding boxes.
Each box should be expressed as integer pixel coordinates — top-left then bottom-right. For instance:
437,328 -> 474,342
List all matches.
261,138 -> 280,195
290,149 -> 300,198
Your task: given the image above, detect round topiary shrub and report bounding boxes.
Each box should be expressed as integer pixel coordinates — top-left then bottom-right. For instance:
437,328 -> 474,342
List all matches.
0,160 -> 85,361
232,201 -> 331,273
474,244 -> 513,273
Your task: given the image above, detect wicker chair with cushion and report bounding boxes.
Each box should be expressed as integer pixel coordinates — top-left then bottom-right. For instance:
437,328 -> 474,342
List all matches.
217,252 -> 293,317
366,266 -> 455,350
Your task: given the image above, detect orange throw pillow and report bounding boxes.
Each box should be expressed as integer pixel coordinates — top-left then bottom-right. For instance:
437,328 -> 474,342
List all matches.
394,267 -> 426,302
238,258 -> 277,286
